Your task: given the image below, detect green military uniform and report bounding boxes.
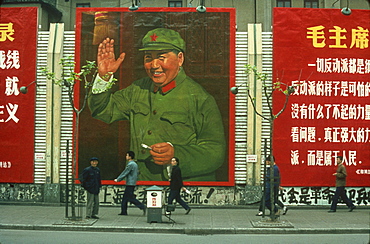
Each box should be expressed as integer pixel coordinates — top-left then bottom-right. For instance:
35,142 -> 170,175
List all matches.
88,28 -> 226,181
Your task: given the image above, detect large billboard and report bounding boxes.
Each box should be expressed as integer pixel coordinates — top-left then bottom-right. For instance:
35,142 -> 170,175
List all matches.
273,8 -> 370,186
75,8 -> 236,186
0,7 -> 38,183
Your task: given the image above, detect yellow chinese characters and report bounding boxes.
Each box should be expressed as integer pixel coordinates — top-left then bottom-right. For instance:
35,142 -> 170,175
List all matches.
0,23 -> 15,42
307,25 -> 369,49
307,25 -> 326,48
351,27 -> 369,49
329,26 -> 347,48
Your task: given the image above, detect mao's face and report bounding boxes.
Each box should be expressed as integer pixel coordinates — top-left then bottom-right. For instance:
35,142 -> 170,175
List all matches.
144,50 -> 184,87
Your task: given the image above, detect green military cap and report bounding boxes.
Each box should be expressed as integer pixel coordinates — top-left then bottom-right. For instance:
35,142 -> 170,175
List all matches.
139,28 -> 186,53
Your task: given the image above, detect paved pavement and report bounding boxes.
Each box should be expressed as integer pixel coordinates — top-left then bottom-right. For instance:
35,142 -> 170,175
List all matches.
0,204 -> 369,235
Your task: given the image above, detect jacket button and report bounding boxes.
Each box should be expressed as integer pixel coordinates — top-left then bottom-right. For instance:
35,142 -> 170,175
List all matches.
148,130 -> 152,135
153,110 -> 157,115
141,149 -> 146,154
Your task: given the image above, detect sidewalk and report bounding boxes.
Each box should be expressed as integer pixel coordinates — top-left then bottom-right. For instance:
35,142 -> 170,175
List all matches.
0,204 -> 369,234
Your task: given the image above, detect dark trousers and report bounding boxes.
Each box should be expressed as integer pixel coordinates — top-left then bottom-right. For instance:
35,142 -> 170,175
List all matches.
259,189 -> 284,212
264,186 -> 279,213
168,189 -> 190,210
330,186 -> 354,210
120,185 -> 145,215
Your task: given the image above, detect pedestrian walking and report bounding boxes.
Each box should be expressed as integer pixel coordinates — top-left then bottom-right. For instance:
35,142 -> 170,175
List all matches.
80,157 -> 101,219
167,157 -> 191,215
257,187 -> 288,216
256,155 -> 281,217
278,186 -> 288,215
114,151 -> 146,215
328,156 -> 356,213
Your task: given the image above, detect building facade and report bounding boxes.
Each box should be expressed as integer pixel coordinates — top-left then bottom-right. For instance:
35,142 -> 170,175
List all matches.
0,1 -> 369,207
2,0 -> 369,31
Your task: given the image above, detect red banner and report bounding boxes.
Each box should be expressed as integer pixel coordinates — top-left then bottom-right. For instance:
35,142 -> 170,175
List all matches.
273,8 -> 370,186
0,7 -> 38,183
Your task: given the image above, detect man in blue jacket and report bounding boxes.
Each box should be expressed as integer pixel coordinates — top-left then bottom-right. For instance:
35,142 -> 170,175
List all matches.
256,156 -> 286,217
114,151 -> 146,215
80,157 -> 101,219
264,155 -> 281,216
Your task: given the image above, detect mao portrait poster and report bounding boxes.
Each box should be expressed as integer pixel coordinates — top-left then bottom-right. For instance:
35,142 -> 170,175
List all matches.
75,8 -> 236,186
273,8 -> 370,187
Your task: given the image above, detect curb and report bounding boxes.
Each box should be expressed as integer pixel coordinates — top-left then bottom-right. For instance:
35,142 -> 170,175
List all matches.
1,224 -> 369,235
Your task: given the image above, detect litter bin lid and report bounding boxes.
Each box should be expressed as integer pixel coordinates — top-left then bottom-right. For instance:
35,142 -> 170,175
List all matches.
146,185 -> 163,191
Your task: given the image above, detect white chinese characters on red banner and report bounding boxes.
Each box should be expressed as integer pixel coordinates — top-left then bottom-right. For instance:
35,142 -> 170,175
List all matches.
0,8 -> 37,183
273,8 -> 370,187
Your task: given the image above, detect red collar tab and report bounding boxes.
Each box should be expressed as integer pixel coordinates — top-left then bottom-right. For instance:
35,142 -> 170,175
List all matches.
161,80 -> 176,93
153,80 -> 176,94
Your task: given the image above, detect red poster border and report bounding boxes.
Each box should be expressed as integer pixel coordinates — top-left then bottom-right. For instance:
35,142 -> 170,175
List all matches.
75,7 -> 236,186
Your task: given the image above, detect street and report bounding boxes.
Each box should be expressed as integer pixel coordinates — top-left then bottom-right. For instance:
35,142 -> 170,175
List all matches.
0,230 -> 369,244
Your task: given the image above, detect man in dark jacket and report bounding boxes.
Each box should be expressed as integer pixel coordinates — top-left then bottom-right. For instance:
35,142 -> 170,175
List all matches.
80,157 -> 101,219
256,156 -> 286,216
328,156 -> 356,213
265,155 -> 281,216
256,155 -> 280,217
167,157 -> 191,215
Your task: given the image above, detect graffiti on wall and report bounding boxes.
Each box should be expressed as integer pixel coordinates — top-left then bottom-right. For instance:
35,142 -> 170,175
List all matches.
0,184 -> 43,202
279,186 -> 370,206
78,186 -> 236,206
90,186 -> 370,206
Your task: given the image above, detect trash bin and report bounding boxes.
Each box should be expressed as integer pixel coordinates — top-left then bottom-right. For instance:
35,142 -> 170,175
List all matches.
146,185 -> 163,223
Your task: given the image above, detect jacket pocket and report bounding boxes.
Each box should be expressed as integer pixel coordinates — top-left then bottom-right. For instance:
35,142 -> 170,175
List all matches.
131,102 -> 150,116
160,111 -> 188,125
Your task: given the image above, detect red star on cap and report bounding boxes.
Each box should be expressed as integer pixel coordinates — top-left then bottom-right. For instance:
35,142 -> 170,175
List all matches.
150,33 -> 158,41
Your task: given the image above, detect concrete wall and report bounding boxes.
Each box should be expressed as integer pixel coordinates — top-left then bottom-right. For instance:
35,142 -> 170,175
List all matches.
1,184 -> 369,207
